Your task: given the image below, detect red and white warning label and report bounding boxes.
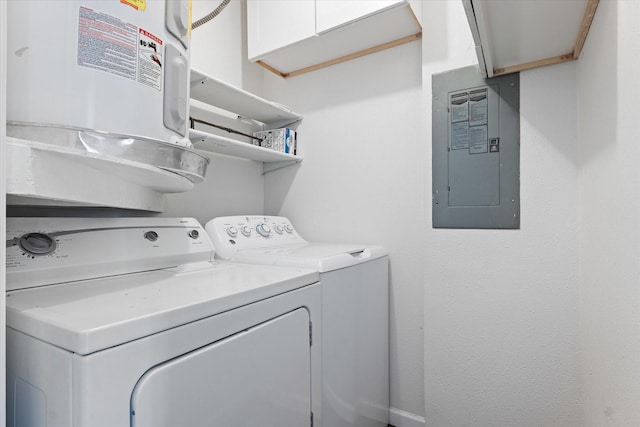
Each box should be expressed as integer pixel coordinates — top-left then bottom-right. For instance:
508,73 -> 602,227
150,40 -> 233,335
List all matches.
138,28 -> 162,90
77,7 -> 163,91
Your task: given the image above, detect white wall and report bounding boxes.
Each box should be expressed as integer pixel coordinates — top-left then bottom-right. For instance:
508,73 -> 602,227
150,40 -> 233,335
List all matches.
162,154 -> 264,225
191,0 -> 243,86
261,3 -> 583,425
191,0 -> 261,91
423,2 -> 582,426
163,0 -> 265,223
578,1 -> 640,425
262,37 -> 426,421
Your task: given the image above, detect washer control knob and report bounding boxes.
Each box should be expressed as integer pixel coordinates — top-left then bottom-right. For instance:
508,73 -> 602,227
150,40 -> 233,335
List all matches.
226,227 -> 238,238
284,224 -> 294,234
241,225 -> 252,237
188,229 -> 200,239
144,231 -> 159,242
18,233 -> 57,255
257,223 -> 271,237
274,225 -> 284,234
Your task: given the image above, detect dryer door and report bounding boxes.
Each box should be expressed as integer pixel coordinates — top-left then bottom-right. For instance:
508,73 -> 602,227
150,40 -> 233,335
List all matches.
131,308 -> 312,427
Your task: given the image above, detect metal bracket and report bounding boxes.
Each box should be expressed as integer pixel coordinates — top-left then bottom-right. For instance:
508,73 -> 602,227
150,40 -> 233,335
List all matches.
262,159 -> 301,174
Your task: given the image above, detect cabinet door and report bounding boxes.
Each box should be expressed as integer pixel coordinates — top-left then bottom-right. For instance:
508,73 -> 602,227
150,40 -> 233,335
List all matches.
315,0 -> 401,33
247,0 -> 316,60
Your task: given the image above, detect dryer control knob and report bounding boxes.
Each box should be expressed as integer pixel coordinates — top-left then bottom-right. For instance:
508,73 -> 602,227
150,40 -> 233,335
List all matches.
144,231 -> 159,242
18,232 -> 57,255
241,226 -> 252,237
284,225 -> 294,234
226,227 -> 238,238
257,223 -> 271,237
188,229 -> 200,239
274,225 -> 284,234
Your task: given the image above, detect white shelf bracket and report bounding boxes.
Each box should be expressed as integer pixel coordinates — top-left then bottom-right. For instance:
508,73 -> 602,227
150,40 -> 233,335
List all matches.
262,160 -> 300,174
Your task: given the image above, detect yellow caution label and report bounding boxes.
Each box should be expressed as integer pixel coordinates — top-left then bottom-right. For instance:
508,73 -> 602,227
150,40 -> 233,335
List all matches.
120,0 -> 146,11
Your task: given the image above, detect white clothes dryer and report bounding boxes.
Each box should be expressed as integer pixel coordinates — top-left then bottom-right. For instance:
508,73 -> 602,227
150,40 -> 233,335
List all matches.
5,217 -> 321,427
206,215 -> 389,427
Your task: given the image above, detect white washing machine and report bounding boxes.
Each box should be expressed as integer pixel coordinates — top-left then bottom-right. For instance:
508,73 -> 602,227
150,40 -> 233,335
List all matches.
5,217 -> 321,427
206,215 -> 389,427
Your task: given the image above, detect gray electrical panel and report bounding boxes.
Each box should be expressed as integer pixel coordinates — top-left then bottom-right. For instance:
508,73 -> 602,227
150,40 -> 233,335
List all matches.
432,66 -> 520,229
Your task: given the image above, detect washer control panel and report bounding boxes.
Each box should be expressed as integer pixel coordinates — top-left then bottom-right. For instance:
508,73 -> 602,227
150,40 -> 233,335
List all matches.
6,217 -> 213,291
205,216 -> 306,260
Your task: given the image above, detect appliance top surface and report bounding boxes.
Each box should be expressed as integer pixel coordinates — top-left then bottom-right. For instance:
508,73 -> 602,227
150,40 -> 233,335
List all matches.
5,217 -> 318,355
6,260 -> 319,356
206,215 -> 387,271
233,242 -> 388,273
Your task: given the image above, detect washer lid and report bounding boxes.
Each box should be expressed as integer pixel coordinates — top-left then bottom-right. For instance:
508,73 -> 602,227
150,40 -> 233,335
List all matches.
5,262 -> 318,356
232,243 -> 388,273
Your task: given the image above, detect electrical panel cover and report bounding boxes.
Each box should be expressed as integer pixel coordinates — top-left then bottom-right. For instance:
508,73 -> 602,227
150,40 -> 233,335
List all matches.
432,66 -> 520,229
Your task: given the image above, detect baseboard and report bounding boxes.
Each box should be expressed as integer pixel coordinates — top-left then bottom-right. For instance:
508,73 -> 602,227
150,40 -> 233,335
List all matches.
389,407 -> 426,427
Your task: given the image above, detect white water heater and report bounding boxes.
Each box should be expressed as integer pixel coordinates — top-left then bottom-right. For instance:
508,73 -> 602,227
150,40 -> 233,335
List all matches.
7,0 -> 191,144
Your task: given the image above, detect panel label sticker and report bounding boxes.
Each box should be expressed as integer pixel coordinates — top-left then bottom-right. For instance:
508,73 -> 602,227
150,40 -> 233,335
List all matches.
451,121 -> 469,150
469,88 -> 488,126
450,87 -> 491,155
450,93 -> 469,150
469,125 -> 488,154
451,93 -> 469,123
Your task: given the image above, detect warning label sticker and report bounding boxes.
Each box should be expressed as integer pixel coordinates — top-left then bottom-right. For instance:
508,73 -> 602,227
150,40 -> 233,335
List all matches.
77,7 -> 163,91
138,28 -> 162,91
77,7 -> 137,80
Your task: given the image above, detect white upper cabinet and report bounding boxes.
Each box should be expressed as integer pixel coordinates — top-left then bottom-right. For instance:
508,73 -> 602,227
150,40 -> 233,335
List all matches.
315,1 -> 399,33
247,0 -> 316,60
247,0 -> 422,78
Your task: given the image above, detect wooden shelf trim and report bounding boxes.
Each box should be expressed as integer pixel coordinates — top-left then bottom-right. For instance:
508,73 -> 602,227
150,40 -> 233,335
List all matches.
473,0 -> 601,77
573,0 -> 600,59
258,32 -> 422,79
493,53 -> 575,77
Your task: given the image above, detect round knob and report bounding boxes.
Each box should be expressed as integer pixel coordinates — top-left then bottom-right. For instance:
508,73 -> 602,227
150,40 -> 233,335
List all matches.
144,231 -> 159,242
241,225 -> 252,237
188,229 -> 200,239
18,233 -> 57,255
226,227 -> 238,238
284,225 -> 294,234
274,225 -> 283,234
256,223 -> 271,237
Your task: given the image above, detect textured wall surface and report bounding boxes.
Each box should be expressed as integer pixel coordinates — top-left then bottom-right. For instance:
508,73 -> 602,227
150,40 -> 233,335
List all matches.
578,1 -> 640,425
422,2 -> 582,426
262,41 -> 426,420
163,0 -> 264,224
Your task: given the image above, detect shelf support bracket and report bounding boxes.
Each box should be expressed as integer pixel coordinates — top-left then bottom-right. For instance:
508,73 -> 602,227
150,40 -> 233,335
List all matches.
262,160 -> 300,174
